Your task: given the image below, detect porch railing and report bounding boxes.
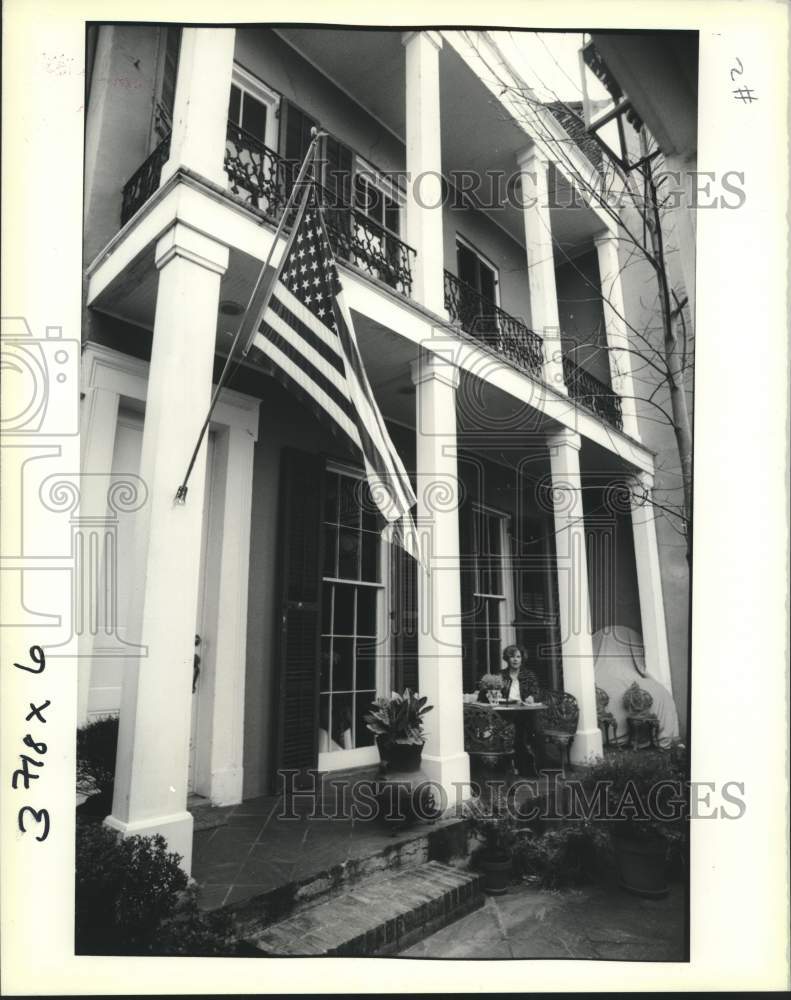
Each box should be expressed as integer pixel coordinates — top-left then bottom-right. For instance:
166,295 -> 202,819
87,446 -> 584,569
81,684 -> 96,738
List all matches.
443,270 -> 544,380
119,121 -> 416,297
562,356 -> 623,430
120,134 -> 171,226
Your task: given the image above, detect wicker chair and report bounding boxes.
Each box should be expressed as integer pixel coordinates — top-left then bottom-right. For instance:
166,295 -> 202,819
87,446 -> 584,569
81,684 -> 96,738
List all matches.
595,685 -> 618,746
534,690 -> 579,776
463,703 -> 516,772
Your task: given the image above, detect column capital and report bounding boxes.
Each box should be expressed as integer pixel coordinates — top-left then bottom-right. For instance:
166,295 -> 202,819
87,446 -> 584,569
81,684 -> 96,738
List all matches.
547,427 -> 582,452
401,29 -> 443,51
411,351 -> 460,390
155,222 -> 229,276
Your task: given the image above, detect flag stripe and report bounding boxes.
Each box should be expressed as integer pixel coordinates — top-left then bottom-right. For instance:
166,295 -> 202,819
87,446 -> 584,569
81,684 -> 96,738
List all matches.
269,294 -> 345,376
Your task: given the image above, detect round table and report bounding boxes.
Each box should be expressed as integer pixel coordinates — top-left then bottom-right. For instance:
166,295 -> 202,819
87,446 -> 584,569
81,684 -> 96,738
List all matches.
486,701 -> 546,776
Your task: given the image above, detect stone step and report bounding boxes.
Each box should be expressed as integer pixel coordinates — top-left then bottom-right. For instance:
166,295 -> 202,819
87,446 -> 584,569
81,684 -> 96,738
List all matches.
241,861 -> 483,957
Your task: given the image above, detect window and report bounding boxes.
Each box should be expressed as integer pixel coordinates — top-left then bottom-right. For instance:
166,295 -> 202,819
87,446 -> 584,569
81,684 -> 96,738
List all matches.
457,238 -> 498,303
472,505 -> 515,673
152,27 -> 181,144
228,66 -> 279,150
224,67 -> 281,210
319,466 -> 386,763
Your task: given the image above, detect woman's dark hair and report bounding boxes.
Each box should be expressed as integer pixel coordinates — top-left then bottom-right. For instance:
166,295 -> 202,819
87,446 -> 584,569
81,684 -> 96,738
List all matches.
502,644 -> 528,666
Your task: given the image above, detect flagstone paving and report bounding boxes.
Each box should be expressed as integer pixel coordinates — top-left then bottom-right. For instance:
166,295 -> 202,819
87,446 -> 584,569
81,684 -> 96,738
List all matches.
399,880 -> 686,960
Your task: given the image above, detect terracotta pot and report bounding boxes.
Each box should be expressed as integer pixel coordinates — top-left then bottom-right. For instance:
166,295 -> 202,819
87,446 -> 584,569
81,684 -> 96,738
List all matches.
377,740 -> 424,773
612,833 -> 669,898
479,851 -> 512,895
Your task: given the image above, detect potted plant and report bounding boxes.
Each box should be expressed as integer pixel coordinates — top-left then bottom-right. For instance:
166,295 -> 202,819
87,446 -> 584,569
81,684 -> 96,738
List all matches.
478,673 -> 504,704
464,788 -> 523,894
581,744 -> 688,898
364,689 -> 432,773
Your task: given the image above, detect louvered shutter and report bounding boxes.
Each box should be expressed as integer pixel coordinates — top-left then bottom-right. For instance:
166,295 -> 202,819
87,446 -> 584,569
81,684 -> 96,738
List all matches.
273,448 -> 324,787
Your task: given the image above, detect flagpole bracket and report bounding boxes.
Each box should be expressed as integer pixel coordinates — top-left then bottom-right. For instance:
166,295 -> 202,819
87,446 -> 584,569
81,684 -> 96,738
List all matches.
175,485 -> 188,504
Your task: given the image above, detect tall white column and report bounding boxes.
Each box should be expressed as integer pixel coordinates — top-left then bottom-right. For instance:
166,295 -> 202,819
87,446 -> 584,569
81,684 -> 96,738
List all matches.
402,31 -> 447,317
517,146 -> 567,393
547,428 -> 602,763
77,384 -> 121,724
629,471 -> 673,691
106,223 -> 228,872
160,28 -> 236,189
594,231 -> 640,439
199,424 -> 256,805
411,352 -> 470,806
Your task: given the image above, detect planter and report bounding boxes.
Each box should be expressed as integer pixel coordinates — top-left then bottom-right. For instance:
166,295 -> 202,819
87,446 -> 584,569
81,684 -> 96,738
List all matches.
612,833 -> 669,898
377,739 -> 424,773
373,740 -> 440,829
479,851 -> 512,895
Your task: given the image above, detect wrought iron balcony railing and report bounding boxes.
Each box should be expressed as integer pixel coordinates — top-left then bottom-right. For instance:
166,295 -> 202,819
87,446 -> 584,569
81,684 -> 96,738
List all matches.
443,270 -> 544,380
562,355 -> 623,430
120,121 -> 416,298
120,134 -> 171,227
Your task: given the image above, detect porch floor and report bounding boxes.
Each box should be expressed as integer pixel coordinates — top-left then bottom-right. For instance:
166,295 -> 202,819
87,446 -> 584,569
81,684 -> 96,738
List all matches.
191,790 -> 465,912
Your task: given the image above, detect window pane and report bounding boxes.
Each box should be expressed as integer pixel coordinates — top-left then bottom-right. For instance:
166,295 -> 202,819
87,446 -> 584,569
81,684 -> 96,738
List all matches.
360,530 -> 378,583
323,524 -> 337,578
355,642 -> 376,689
321,582 -> 333,636
242,92 -> 267,141
360,481 -> 378,533
318,694 -> 332,751
320,637 -> 332,692
331,694 -> 353,749
324,471 -> 339,524
384,197 -> 400,235
228,84 -> 241,126
357,588 -> 377,636
338,528 -> 360,580
355,694 -> 376,747
339,476 -> 359,527
333,584 -> 354,635
333,637 -> 354,691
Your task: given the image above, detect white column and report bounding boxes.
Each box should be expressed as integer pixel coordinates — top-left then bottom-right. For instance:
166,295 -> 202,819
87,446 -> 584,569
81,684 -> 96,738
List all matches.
629,471 -> 673,691
547,428 -> 602,763
411,352 -> 470,806
199,424 -> 256,805
77,385 -> 121,724
160,28 -> 236,189
594,231 -> 640,439
517,146 -> 567,393
402,31 -> 447,317
106,223 -> 228,872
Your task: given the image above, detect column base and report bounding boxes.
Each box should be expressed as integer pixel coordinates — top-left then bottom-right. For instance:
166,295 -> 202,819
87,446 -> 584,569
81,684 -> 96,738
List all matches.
419,751 -> 471,815
570,727 -> 604,765
104,810 -> 194,873
208,766 -> 244,807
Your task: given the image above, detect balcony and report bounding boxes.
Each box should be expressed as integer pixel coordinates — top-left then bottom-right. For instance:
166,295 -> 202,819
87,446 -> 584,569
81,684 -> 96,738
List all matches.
562,356 -> 623,430
119,122 -> 415,298
443,270 -> 544,381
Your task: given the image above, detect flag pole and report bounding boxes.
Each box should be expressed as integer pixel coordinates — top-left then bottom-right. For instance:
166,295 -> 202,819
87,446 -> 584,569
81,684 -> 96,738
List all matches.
175,128 -> 326,503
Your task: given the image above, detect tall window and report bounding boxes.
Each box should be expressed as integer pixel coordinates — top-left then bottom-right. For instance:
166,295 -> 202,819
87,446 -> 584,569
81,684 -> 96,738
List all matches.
456,238 -> 500,336
472,505 -> 515,673
319,467 -> 384,758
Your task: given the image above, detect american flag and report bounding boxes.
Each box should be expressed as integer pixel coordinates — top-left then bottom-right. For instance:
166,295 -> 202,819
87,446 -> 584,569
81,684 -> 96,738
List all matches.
245,182 -> 419,554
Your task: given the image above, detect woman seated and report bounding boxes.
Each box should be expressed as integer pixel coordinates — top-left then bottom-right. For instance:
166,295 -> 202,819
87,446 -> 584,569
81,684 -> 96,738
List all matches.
477,644 -> 540,704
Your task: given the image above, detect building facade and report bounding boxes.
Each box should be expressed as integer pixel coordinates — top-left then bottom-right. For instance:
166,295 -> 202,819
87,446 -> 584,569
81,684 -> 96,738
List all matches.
80,25 -> 680,872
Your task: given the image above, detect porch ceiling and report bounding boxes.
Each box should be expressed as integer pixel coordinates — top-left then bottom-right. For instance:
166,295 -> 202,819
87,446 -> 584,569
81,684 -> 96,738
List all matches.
274,27 -> 603,251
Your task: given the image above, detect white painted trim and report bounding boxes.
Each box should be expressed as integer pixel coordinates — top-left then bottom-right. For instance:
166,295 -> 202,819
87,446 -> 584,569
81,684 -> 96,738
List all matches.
318,746 -> 379,771
231,62 -> 281,153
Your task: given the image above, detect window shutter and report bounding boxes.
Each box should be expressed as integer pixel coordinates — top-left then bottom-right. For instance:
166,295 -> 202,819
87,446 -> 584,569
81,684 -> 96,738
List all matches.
273,447 -> 324,787
392,545 -> 418,694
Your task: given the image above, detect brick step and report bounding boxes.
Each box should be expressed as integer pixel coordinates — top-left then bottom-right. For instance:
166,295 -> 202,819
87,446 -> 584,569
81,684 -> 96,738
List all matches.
240,861 -> 483,957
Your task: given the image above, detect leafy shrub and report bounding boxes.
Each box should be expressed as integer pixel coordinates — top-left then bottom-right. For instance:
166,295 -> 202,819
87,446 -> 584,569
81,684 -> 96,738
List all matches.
513,822 -> 608,889
77,715 -> 119,799
75,821 -> 237,956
